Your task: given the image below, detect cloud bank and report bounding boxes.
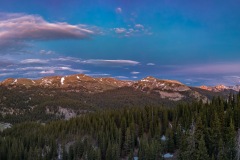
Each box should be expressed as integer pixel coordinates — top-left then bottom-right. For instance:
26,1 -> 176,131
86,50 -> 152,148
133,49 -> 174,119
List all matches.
0,13 -> 95,53
0,13 -> 94,40
0,56 -> 140,80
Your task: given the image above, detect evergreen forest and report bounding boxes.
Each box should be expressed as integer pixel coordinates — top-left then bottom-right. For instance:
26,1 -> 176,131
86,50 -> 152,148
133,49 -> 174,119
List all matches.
1,92 -> 240,160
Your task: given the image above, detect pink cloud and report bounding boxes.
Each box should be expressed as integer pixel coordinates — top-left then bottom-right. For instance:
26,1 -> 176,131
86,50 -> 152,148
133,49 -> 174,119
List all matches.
0,13 -> 96,53
0,14 -> 94,40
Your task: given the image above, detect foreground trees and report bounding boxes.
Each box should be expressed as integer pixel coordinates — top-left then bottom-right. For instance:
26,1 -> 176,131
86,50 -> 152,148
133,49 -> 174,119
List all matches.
0,92 -> 240,159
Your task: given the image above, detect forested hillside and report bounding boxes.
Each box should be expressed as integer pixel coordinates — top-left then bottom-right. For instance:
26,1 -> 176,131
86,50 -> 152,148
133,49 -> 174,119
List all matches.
0,86 -> 186,124
0,92 -> 240,160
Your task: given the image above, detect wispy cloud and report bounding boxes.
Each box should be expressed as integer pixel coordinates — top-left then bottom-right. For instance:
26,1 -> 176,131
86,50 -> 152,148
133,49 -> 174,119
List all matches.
112,24 -> 151,37
0,59 -> 14,67
39,50 -> 55,55
81,59 -> 140,66
52,57 -> 140,66
16,66 -> 88,73
147,63 -> 155,66
114,28 -> 126,34
0,55 -> 141,80
223,75 -> 240,84
20,59 -> 49,64
0,72 -> 15,77
0,65 -> 88,79
131,71 -> 140,74
135,24 -> 144,29
39,70 -> 55,74
51,57 -> 81,63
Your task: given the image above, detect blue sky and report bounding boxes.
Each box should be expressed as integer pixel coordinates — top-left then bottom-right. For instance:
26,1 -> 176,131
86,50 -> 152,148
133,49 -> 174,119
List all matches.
0,0 -> 240,86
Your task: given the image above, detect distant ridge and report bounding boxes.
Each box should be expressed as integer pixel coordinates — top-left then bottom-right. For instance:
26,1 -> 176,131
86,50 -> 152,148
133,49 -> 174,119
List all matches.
199,84 -> 240,92
0,74 -> 238,102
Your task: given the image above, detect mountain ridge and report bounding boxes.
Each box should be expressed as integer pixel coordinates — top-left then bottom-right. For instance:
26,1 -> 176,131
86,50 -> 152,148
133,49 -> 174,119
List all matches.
199,84 -> 240,92
0,74 -> 239,103
1,74 -> 239,91
1,74 -> 239,123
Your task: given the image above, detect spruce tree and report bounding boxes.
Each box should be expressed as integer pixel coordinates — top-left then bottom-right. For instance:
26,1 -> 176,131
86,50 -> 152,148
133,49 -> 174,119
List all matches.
196,135 -> 209,160
225,120 -> 236,160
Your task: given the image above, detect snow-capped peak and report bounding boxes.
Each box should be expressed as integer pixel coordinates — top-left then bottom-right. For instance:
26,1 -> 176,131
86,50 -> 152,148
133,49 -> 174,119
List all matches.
61,77 -> 65,85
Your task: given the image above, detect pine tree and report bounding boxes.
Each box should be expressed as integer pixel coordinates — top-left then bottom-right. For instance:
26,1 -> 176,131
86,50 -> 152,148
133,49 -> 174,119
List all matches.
209,112 -> 221,157
166,128 -> 174,153
196,135 -> 209,160
225,120 -> 236,160
195,116 -> 204,143
217,138 -> 225,160
68,145 -> 74,160
178,133 -> 188,160
62,144 -> 68,160
236,129 -> 240,160
95,148 -> 101,160
138,137 -> 148,160
123,128 -> 132,156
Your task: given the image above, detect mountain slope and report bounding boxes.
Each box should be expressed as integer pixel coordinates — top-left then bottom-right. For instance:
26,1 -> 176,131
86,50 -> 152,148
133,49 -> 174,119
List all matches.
0,74 -> 238,123
0,74 -> 207,101
1,74 -> 236,102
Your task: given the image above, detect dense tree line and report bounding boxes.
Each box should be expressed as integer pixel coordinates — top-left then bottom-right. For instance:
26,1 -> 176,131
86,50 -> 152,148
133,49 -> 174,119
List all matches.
0,86 -> 172,124
0,92 -> 240,159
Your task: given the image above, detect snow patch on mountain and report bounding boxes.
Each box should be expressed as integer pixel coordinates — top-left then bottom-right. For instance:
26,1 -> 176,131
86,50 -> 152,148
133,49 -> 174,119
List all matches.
61,77 -> 65,85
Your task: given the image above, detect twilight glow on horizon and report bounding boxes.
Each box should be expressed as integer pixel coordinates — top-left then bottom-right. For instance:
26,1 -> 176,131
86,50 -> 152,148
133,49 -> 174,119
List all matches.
0,0 -> 240,86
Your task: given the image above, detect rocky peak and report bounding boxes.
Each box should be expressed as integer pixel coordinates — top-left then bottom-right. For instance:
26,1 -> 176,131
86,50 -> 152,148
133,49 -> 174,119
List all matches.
134,76 -> 190,93
0,78 -> 36,87
97,77 -> 133,87
199,85 -> 212,91
215,84 -> 228,91
199,84 -> 240,92
140,76 -> 158,82
36,76 -> 62,87
0,78 -> 15,86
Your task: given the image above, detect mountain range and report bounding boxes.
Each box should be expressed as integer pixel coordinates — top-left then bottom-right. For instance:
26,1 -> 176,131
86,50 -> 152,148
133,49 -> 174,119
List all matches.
1,74 -> 239,101
0,74 -> 239,122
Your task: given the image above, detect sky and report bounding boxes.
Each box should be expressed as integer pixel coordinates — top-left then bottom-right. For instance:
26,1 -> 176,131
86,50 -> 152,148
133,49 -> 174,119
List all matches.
0,0 -> 240,86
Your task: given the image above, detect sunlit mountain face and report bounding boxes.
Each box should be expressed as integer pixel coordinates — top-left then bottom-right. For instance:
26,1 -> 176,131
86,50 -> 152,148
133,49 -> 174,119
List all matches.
1,0 -> 240,86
